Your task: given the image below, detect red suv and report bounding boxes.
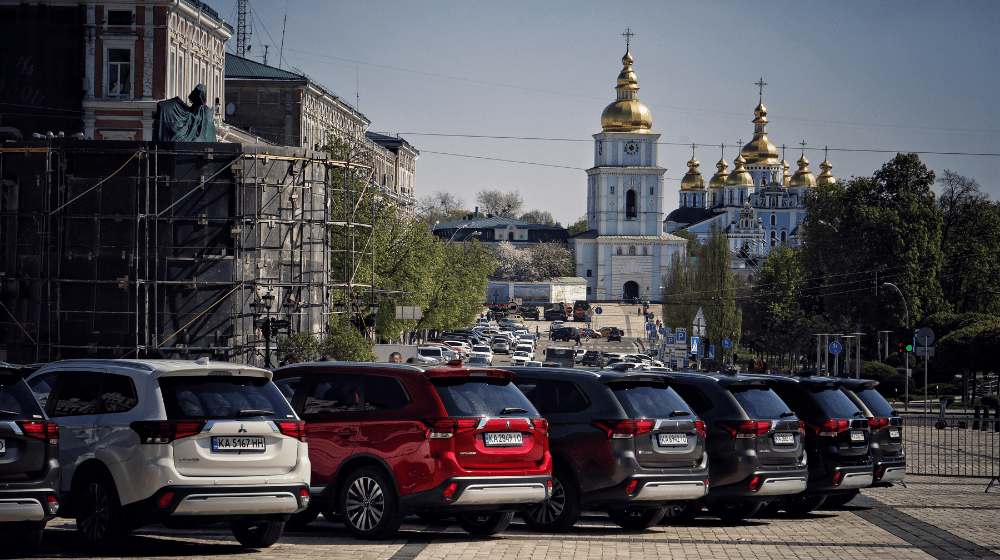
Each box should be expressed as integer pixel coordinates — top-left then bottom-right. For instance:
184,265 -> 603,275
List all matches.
271,363 -> 552,539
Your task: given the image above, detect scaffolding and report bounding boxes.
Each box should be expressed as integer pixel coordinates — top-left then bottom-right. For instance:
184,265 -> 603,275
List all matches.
0,140 -> 375,367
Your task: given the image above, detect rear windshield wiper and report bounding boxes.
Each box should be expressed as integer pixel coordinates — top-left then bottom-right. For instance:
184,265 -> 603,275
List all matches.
0,410 -> 19,417
853,410 -> 866,418
235,409 -> 274,417
669,410 -> 691,417
780,411 -> 796,418
499,407 -> 528,415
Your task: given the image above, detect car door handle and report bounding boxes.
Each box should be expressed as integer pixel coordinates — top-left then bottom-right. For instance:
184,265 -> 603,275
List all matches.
75,432 -> 90,439
332,428 -> 355,437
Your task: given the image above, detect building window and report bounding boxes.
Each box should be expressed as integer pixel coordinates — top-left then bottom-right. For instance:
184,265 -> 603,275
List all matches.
649,186 -> 654,195
587,286 -> 592,295
642,247 -> 648,255
770,214 -> 776,225
740,190 -> 745,205
683,193 -> 688,207
626,189 -> 637,219
629,245 -> 636,255
107,10 -> 133,25
586,269 -> 592,277
770,230 -> 777,247
728,191 -> 733,205
781,230 -> 787,242
616,247 -> 623,255
610,185 -> 615,195
107,49 -> 132,97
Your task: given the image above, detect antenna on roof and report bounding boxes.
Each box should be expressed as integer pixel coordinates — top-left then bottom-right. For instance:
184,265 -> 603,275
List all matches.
356,66 -> 360,112
278,2 -> 287,70
236,0 -> 248,57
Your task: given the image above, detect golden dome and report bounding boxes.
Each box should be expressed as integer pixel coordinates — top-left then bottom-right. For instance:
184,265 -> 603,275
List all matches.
681,155 -> 705,190
709,156 -> 728,188
741,101 -> 779,164
726,154 -> 753,186
781,157 -> 791,187
789,154 -> 816,187
601,48 -> 653,133
816,156 -> 836,185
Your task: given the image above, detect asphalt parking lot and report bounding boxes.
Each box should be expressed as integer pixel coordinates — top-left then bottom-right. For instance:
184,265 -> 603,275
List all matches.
33,475 -> 1000,559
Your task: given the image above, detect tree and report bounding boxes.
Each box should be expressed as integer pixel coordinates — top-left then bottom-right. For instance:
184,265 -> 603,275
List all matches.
743,245 -> 812,364
321,314 -> 377,361
519,209 -> 556,226
476,189 -> 523,218
567,216 -> 589,236
937,170 -> 1000,315
418,239 -> 495,331
417,191 -> 469,226
490,241 -> 574,281
531,242 -> 575,279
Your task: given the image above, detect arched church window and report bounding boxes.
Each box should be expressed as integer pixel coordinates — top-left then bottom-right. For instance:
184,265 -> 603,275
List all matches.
770,214 -> 776,226
728,191 -> 733,205
683,194 -> 688,207
628,245 -> 636,255
642,247 -> 648,255
770,230 -> 777,247
740,191 -> 745,205
626,190 -> 637,219
616,247 -> 623,255
587,269 -> 592,277
508,232 -> 514,241
712,193 -> 717,206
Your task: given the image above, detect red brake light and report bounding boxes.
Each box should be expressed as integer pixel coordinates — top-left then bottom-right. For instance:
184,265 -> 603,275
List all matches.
276,421 -> 308,442
533,418 -> 549,435
130,420 -> 206,444
20,421 -> 59,445
624,480 -> 638,496
443,482 -> 458,499
694,421 -> 706,438
806,420 -> 851,437
591,419 -> 654,439
832,471 -> 843,486
419,418 -> 478,439
749,476 -> 762,492
868,418 -> 890,433
157,492 -> 175,510
716,420 -> 770,439
798,421 -> 805,435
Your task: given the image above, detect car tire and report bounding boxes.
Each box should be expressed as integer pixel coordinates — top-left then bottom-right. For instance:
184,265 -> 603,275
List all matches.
705,499 -> 763,523
286,506 -> 320,529
522,467 -> 581,532
340,466 -> 403,540
456,511 -> 514,536
782,493 -> 827,516
659,500 -> 702,525
76,473 -> 128,547
606,506 -> 667,530
822,489 -> 861,509
230,519 -> 284,548
3,528 -> 43,557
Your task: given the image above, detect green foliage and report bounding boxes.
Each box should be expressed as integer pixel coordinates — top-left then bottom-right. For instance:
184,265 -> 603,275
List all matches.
937,170 -> 1000,315
321,314 -> 377,362
982,396 -> 998,408
935,319 -> 1000,377
670,228 -> 700,257
743,245 -> 813,361
860,361 -> 897,382
567,216 -> 589,236
277,332 -> 322,363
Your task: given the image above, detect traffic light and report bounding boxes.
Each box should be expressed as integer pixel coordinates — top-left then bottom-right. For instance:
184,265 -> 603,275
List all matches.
897,341 -> 913,353
897,343 -> 904,354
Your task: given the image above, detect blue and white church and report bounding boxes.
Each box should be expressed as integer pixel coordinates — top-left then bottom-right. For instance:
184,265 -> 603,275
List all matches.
569,43 -> 687,302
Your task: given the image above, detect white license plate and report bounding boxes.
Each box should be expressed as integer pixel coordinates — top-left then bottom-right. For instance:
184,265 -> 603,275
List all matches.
484,432 -> 523,447
888,429 -> 900,438
658,433 -> 688,446
212,436 -> 266,452
773,433 -> 794,445
850,431 -> 866,442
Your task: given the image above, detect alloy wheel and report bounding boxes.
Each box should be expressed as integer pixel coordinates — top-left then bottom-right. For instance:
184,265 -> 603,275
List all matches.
529,477 -> 565,524
79,482 -> 110,542
344,476 -> 385,531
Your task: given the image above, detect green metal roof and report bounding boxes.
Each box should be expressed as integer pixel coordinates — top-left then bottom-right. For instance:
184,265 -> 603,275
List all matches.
225,53 -> 306,80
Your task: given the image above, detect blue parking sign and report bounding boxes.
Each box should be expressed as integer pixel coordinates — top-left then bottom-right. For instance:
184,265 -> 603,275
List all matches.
708,345 -> 715,359
676,331 -> 686,342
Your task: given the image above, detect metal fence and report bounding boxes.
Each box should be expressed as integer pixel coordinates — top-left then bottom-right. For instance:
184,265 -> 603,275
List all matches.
903,414 -> 1000,478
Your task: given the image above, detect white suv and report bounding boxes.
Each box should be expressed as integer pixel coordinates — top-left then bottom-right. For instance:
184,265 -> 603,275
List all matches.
26,359 -> 310,548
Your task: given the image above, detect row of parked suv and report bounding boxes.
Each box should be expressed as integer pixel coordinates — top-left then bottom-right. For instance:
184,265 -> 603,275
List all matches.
2,358 -> 905,554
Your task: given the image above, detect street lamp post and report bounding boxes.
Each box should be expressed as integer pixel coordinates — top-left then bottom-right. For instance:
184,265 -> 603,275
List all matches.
881,282 -> 910,411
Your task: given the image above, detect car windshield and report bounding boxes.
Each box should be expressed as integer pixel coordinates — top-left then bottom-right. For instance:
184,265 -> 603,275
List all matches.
798,384 -> 864,419
852,387 -> 896,417
432,378 -> 539,417
731,387 -> 794,419
159,376 -> 296,420
0,375 -> 45,420
473,346 -> 490,352
514,352 -> 529,358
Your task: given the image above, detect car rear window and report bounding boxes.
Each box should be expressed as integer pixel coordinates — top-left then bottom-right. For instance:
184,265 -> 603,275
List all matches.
609,382 -> 694,419
159,376 -> 297,420
852,387 -> 895,417
0,376 -> 44,420
731,387 -> 793,420
803,385 -> 864,419
432,378 -> 539,417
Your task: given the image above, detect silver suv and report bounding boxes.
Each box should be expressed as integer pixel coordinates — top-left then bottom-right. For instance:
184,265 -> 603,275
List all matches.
26,359 -> 311,548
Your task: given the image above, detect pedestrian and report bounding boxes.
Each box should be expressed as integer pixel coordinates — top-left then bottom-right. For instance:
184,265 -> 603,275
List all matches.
575,333 -> 581,346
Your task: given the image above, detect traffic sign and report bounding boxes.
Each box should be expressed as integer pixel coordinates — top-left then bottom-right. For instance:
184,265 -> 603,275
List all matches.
691,336 -> 700,354
722,338 -> 732,349
586,309 -> 594,317
650,332 -> 658,341
594,306 -> 603,315
915,327 -> 935,346
829,341 -> 842,354
675,330 -> 686,343
666,335 -> 675,345
659,327 -> 666,335
707,346 -> 715,359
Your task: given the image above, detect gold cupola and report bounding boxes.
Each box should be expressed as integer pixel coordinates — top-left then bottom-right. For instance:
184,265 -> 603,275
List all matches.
789,153 -> 816,187
781,156 -> 791,187
741,101 -> 779,164
816,152 -> 836,185
709,153 -> 728,189
681,151 -> 705,190
726,153 -> 753,186
601,47 -> 653,133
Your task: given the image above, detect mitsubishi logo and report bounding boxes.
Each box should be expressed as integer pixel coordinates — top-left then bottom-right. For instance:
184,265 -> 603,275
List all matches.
505,421 -> 511,429
238,424 -> 248,433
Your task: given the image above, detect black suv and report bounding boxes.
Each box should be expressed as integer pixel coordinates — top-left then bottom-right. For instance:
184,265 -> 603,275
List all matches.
664,373 -> 808,522
0,372 -> 61,556
551,327 -> 579,342
755,375 -> 873,514
507,368 -> 709,531
827,379 -> 905,507
606,329 -> 623,342
581,350 -> 605,367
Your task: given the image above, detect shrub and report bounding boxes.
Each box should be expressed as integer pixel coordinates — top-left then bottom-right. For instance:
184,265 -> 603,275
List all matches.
860,362 -> 897,382
982,396 -> 999,408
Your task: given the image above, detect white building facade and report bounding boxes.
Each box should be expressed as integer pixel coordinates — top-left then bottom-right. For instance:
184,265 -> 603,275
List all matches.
570,45 -> 686,302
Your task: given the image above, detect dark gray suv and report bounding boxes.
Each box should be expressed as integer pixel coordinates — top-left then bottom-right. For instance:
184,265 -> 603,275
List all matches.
508,368 -> 709,531
0,372 -> 60,556
664,372 -> 808,522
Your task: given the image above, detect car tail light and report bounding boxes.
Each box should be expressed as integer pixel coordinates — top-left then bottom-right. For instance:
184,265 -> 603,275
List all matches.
716,420 -> 770,439
868,418 -> 890,433
591,419 -> 655,439
46,494 -> 59,514
749,476 -> 762,492
275,421 -> 308,442
443,482 -> 458,499
694,421 -> 706,438
130,420 -> 206,444
624,480 -> 638,496
546,479 -> 553,498
533,418 -> 549,436
157,492 -> 175,510
419,418 -> 478,439
805,420 -> 851,437
798,421 -> 805,435
19,421 -> 59,445
298,487 -> 310,507
832,471 -> 843,486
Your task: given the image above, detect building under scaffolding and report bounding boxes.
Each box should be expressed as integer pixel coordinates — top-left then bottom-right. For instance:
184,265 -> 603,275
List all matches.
0,140 -> 374,367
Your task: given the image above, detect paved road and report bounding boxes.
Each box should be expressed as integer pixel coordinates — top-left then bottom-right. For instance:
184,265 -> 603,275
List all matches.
34,475 -> 1000,559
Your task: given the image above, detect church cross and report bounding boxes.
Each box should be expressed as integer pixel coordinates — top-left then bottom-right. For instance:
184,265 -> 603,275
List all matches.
824,145 -> 829,159
691,143 -> 696,157
799,140 -> 807,155
720,143 -> 725,157
756,78 -> 767,97
622,28 -> 635,48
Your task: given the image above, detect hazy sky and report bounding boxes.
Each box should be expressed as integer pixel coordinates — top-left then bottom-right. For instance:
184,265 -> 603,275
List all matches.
210,0 -> 998,226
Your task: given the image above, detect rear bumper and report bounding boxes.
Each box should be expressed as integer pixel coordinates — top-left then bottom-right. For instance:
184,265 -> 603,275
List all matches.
0,485 -> 59,525
585,473 -> 709,507
808,463 -> 874,493
708,467 -> 810,500
873,459 -> 907,485
149,484 -> 308,518
400,475 -> 551,512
